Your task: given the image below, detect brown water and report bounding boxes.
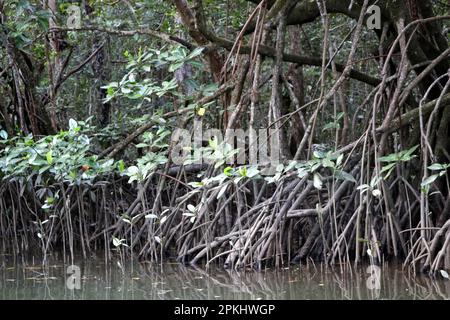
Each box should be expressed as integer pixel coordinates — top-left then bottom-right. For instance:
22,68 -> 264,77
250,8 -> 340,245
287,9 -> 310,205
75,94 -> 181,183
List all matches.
1,253 -> 449,300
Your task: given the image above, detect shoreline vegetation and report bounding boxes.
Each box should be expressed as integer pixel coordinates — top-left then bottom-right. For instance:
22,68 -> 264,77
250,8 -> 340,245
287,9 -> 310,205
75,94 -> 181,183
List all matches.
1,1 -> 450,278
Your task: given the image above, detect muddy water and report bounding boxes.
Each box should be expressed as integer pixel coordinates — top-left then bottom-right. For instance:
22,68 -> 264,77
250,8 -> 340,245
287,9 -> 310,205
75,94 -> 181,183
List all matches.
0,253 -> 449,300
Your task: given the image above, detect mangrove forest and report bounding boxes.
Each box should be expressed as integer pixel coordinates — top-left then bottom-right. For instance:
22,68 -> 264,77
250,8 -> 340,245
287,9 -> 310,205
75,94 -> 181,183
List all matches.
1,0 -> 450,293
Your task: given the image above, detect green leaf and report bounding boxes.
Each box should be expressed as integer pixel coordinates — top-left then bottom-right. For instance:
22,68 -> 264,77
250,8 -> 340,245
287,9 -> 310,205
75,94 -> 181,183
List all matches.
322,122 -> 340,131
428,163 -> 446,171
0,130 -> 8,140
121,87 -> 132,94
238,166 -> 247,177
223,166 -> 233,177
46,196 -> 55,205
69,170 -> 77,179
188,60 -> 203,69
380,162 -> 396,179
169,61 -> 184,72
379,154 -> 398,162
127,166 -> 139,175
118,160 -> 125,172
104,81 -> 118,88
297,167 -> 308,178
135,143 -> 149,148
112,236 -> 121,247
336,154 -> 344,167
313,173 -> 323,190
46,150 -> 53,165
322,158 -> 334,168
214,160 -> 225,169
69,119 -> 78,131
402,145 -> 419,159
335,112 -> 345,120
208,137 -> 218,149
188,181 -> 204,188
313,150 -> 326,159
246,166 -> 260,178
39,165 -> 51,174
421,174 -> 439,188
187,47 -> 204,59
380,163 -> 396,173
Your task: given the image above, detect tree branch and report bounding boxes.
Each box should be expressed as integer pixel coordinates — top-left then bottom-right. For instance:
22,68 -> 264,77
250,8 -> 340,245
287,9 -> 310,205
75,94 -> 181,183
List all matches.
99,83 -> 235,159
48,26 -> 196,49
206,33 -> 381,86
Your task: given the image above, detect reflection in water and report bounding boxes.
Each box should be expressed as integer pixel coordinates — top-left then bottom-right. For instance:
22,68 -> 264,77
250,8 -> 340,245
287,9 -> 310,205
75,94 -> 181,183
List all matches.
0,253 -> 449,300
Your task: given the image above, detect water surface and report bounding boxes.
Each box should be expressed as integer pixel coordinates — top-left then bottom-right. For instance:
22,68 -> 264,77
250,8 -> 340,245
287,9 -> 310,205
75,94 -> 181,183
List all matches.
1,253 -> 449,300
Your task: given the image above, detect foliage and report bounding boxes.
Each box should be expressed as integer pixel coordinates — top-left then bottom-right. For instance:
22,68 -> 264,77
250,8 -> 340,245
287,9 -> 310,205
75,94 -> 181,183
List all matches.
0,119 -> 117,185
421,162 -> 450,194
379,145 -> 419,179
102,46 -> 205,104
